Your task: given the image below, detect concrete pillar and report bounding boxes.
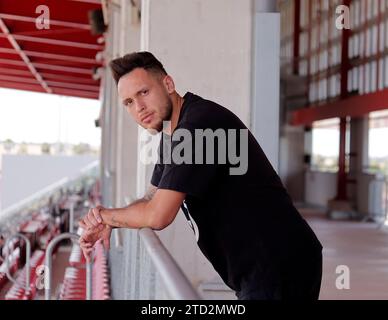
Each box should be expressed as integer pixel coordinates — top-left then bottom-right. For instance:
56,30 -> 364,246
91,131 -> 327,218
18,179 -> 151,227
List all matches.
115,0 -> 141,206
140,0 -> 253,293
101,0 -> 142,299
349,116 -> 370,213
250,1 -> 280,172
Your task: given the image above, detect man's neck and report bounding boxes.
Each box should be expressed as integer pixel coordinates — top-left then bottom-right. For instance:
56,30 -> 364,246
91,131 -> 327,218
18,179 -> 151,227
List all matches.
164,92 -> 184,135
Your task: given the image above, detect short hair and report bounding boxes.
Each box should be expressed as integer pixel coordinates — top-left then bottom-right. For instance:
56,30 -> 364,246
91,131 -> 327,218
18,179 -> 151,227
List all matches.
109,51 -> 167,84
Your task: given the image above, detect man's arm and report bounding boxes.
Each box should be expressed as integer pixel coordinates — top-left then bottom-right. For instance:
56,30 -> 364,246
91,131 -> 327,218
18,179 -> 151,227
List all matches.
82,187 -> 185,231
129,184 -> 158,205
82,185 -> 158,230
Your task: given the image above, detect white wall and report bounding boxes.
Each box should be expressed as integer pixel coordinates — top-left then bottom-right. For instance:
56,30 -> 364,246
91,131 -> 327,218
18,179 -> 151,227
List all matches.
142,0 -> 252,125
357,172 -> 379,216
0,154 -> 97,210
140,0 -> 254,288
251,9 -> 280,172
279,126 -> 305,201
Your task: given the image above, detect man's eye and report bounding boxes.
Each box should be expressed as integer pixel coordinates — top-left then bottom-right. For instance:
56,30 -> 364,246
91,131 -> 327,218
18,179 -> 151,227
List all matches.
141,90 -> 148,95
125,100 -> 133,107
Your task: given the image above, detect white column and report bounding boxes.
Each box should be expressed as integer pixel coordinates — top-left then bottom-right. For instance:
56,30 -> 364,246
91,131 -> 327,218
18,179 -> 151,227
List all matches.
140,0 -> 253,293
116,0 -> 141,205
250,1 -> 280,172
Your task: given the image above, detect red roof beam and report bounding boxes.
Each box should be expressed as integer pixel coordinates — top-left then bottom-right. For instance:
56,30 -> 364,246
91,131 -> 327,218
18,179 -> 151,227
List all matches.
40,72 -> 98,84
0,13 -> 91,30
67,0 -> 102,4
0,80 -> 44,93
0,74 -> 37,84
0,34 -> 103,50
290,89 -> 388,126
52,87 -> 99,99
0,71 -> 98,85
45,80 -> 99,92
0,67 -> 32,77
0,17 -> 51,93
0,74 -> 98,92
34,63 -> 93,75
0,47 -> 101,65
12,28 -> 91,38
0,80 -> 98,99
0,58 -> 26,66
0,58 -> 93,75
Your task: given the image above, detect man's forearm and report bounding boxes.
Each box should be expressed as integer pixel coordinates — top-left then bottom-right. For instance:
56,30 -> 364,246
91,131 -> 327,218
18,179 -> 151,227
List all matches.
100,200 -> 153,229
101,185 -> 157,228
82,186 -> 182,234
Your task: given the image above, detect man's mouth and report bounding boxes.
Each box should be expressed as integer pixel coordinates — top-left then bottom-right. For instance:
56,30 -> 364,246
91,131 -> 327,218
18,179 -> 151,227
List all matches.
141,112 -> 154,124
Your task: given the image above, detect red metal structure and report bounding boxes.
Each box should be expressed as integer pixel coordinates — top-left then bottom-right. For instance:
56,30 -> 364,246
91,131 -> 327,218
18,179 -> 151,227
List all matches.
0,0 -> 104,99
280,0 -> 388,201
289,0 -> 388,125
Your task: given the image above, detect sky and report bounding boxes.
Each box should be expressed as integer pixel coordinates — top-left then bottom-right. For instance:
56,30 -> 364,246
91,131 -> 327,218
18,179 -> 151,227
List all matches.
312,121 -> 388,158
0,88 -> 101,147
369,128 -> 388,158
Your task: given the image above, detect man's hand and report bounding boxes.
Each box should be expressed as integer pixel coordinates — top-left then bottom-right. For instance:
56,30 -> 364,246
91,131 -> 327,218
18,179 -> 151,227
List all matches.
79,224 -> 112,262
80,205 -> 105,229
79,205 -> 111,262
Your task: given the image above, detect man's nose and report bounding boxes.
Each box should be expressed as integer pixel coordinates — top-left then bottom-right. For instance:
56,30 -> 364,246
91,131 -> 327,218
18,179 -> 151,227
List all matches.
135,102 -> 146,113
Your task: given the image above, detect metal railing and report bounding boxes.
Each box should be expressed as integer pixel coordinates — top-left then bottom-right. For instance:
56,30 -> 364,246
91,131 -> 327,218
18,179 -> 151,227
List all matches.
139,228 -> 200,300
4,233 -> 31,292
44,233 -> 92,300
107,191 -> 200,299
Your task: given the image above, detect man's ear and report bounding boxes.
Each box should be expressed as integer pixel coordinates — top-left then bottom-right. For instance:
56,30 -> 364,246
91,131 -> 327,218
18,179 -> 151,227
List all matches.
163,75 -> 175,94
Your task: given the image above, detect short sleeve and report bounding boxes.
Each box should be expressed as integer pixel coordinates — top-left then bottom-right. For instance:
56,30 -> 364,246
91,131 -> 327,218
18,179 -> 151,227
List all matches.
151,163 -> 164,187
150,135 -> 166,187
156,125 -> 219,199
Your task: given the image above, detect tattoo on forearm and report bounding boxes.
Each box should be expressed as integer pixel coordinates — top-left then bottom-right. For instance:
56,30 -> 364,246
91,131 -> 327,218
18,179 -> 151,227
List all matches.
111,213 -> 130,228
109,188 -> 156,229
128,187 -> 156,206
144,187 -> 157,201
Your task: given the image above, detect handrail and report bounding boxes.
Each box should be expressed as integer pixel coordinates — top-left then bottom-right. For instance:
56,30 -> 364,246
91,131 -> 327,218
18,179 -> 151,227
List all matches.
4,233 -> 31,292
45,233 -> 93,300
138,228 -> 200,300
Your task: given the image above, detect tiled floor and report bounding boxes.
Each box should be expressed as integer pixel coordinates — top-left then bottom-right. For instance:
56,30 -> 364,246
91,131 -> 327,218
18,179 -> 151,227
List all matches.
300,207 -> 388,300
203,207 -> 388,300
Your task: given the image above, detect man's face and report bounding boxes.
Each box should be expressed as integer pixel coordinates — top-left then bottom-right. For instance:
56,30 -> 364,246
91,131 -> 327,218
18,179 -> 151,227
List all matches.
118,68 -> 173,133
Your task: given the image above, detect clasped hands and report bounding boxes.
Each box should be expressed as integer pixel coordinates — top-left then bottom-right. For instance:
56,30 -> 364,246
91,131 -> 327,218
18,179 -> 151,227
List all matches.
78,205 -> 112,262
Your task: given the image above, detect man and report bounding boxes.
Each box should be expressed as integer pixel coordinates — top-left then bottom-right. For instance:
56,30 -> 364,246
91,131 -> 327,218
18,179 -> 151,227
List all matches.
79,51 -> 323,300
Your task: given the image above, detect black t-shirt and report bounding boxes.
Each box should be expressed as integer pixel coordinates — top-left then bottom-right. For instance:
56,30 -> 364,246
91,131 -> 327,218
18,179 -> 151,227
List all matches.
151,92 -> 322,291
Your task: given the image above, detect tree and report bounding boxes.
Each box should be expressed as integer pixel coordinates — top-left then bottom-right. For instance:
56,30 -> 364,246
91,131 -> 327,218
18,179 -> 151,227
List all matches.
73,143 -> 91,155
18,143 -> 28,154
3,139 -> 15,153
41,143 -> 51,154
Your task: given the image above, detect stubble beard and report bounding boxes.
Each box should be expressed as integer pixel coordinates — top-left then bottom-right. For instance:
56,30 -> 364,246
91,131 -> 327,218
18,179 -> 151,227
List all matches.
147,96 -> 173,134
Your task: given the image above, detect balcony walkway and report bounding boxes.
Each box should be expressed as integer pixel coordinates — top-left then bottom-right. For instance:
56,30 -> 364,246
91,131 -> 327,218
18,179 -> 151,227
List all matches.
202,206 -> 388,300
302,207 -> 388,300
